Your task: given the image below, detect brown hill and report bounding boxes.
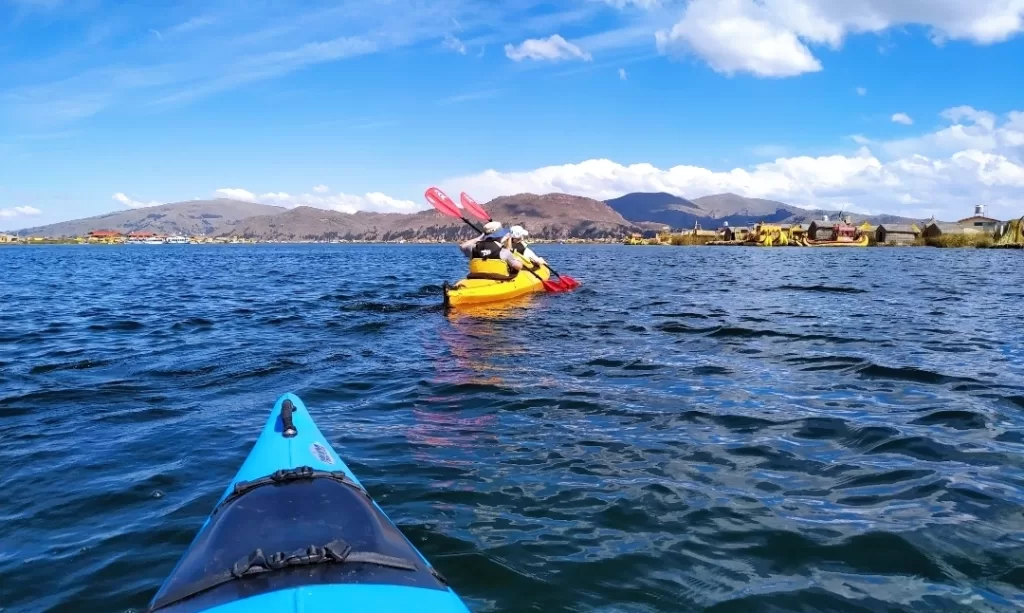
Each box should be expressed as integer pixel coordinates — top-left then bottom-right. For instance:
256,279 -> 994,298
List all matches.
229,193 -> 638,241
18,199 -> 285,237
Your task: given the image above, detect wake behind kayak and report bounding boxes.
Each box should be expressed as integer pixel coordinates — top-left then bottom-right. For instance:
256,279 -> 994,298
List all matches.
146,393 -> 470,612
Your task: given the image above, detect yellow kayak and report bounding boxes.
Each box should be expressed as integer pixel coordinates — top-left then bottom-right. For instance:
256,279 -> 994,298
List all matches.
443,259 -> 552,307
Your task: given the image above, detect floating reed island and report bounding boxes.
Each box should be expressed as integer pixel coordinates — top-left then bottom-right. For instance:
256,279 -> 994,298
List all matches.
624,204 -> 1024,249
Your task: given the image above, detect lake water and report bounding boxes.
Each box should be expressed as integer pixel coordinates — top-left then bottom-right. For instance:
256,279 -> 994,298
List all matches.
1,244 -> 1023,612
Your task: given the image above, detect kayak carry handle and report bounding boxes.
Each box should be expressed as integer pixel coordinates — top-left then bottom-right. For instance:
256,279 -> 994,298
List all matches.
281,399 -> 297,438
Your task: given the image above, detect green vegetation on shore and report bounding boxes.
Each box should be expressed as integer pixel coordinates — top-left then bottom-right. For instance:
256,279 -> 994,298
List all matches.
918,234 -> 994,248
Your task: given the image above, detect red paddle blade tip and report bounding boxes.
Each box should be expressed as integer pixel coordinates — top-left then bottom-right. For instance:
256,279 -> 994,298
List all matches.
424,187 -> 461,218
459,192 -> 491,222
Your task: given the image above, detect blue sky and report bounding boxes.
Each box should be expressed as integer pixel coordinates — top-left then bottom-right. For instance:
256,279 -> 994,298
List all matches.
2,0 -> 1024,228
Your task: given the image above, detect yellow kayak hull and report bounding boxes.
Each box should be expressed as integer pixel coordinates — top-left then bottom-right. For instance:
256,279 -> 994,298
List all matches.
444,261 -> 551,307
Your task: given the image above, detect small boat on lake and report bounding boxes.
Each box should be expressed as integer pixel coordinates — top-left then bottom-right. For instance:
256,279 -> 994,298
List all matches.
801,220 -> 869,247
165,235 -> 189,244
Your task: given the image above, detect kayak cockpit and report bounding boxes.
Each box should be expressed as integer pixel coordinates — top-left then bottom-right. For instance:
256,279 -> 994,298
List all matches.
147,468 -> 448,612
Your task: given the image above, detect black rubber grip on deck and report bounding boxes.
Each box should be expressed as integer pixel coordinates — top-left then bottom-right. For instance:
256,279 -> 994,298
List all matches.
281,399 -> 297,438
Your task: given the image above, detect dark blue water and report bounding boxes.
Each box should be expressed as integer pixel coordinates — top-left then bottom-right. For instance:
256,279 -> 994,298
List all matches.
2,244 -> 1023,612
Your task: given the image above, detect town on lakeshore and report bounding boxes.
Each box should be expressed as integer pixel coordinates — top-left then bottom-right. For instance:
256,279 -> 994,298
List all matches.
626,204 -> 1024,249
3,192 -> 1022,249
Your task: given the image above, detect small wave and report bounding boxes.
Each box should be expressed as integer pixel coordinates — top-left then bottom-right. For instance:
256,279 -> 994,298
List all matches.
400,284 -> 444,299
834,469 -> 936,491
655,322 -> 715,335
340,301 -> 423,313
318,292 -> 353,302
651,312 -> 713,319
88,320 -> 144,332
910,410 -> 987,430
30,359 -> 114,374
149,364 -> 218,378
867,436 -> 1002,465
856,364 -> 981,385
835,478 -> 948,507
263,314 -> 302,325
348,321 -> 390,334
170,317 -> 214,330
780,284 -> 867,294
92,405 -> 189,424
691,365 -> 733,376
1005,396 -> 1024,409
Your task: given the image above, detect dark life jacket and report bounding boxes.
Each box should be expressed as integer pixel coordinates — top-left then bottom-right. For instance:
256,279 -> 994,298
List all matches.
468,238 -> 517,281
471,238 -> 505,260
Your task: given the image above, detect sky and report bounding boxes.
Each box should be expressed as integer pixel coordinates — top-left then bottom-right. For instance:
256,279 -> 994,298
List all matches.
2,0 -> 1024,228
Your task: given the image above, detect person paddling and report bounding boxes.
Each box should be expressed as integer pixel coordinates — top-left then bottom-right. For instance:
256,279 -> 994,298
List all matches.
508,225 -> 546,267
459,221 -> 523,280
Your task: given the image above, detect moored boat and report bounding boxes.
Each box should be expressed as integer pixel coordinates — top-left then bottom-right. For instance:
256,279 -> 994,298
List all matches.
801,220 -> 869,246
801,234 -> 870,247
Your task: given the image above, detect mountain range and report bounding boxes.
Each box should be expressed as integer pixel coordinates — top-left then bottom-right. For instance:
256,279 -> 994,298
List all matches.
606,192 -> 921,230
11,192 -> 928,241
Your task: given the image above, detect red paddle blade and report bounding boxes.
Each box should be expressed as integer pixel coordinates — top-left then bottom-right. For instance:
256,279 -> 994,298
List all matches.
459,192 -> 491,222
541,280 -> 563,292
425,187 -> 462,219
560,275 -> 580,289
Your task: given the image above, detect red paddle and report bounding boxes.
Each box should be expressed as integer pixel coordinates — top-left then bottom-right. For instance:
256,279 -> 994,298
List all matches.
459,191 -> 580,289
457,191 -> 491,223
425,187 -> 564,293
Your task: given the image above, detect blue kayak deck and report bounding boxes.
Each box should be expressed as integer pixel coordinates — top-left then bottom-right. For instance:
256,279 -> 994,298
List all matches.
147,394 -> 470,613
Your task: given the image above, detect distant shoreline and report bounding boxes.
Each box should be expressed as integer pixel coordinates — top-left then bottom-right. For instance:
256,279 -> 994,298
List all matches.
3,240 -> 1020,249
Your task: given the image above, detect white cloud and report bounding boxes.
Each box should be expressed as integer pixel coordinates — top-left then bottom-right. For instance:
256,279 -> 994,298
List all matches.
0,205 -> 42,218
882,105 -> 1022,158
942,105 -> 997,131
655,0 -> 823,77
443,33 -> 467,55
441,105 -> 1024,222
211,188 -> 423,214
313,184 -> 329,193
891,112 -> 914,125
505,34 -> 592,62
113,192 -> 161,209
618,67 -> 628,80
656,0 -> 1024,78
856,86 -> 867,96
214,188 -> 257,202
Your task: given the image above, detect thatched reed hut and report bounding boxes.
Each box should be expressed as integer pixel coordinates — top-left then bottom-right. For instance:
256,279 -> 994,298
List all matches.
875,224 -> 919,244
922,222 -> 965,239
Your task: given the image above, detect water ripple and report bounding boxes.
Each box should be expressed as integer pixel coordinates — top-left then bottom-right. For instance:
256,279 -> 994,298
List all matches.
0,244 -> 1022,612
